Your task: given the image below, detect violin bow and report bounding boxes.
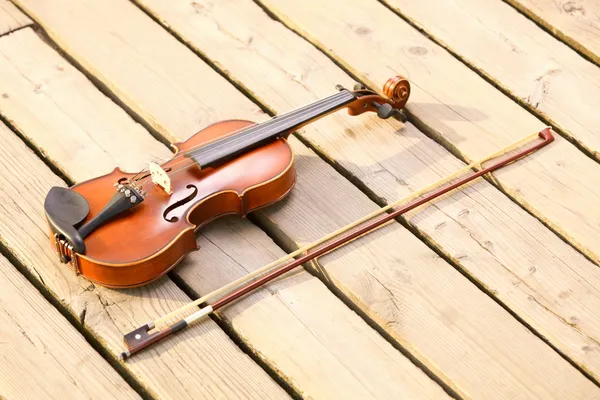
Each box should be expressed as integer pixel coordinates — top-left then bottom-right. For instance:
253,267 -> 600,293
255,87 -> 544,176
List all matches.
119,127 -> 554,361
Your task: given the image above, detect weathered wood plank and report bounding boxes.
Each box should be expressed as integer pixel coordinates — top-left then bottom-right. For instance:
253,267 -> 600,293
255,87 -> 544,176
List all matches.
0,0 -> 30,36
505,0 -> 600,66
11,2 -> 600,399
0,28 -> 288,400
0,28 -> 448,399
265,135 -> 600,399
0,250 -> 139,399
382,0 -> 600,160
180,219 -> 449,400
13,0 -> 262,142
131,0 -> 600,382
256,0 -> 600,265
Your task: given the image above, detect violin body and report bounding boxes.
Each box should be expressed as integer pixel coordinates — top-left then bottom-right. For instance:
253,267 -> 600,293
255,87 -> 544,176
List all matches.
45,76 -> 411,288
65,120 -> 295,288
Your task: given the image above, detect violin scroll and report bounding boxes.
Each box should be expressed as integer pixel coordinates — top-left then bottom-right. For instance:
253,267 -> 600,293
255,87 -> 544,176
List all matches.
383,76 -> 410,107
346,75 -> 411,122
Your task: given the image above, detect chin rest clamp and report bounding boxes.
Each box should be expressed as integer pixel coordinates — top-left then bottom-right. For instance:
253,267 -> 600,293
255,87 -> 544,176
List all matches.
53,233 -> 81,274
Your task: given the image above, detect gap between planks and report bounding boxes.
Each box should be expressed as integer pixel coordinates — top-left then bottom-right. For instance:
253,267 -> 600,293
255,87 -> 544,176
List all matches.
11,0 -> 600,396
374,0 -> 600,164
0,242 -> 152,400
0,26 -> 452,398
125,0 -> 600,390
502,0 -> 600,69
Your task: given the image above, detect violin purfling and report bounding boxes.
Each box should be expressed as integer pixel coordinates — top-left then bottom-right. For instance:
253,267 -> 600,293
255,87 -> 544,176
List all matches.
44,76 -> 411,288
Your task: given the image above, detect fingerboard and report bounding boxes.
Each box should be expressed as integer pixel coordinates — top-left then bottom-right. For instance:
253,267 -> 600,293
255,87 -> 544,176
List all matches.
186,90 -> 355,169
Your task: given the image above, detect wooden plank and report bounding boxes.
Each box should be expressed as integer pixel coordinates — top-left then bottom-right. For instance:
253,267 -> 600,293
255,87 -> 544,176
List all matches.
255,0 -> 600,265
0,0 -> 31,36
131,0 -> 600,382
264,135 -> 600,399
0,251 -> 139,399
181,219 -> 449,400
10,2 -> 600,399
0,28 -> 449,399
0,28 -> 288,400
13,0 -> 263,142
505,0 -> 600,66
382,0 -> 600,159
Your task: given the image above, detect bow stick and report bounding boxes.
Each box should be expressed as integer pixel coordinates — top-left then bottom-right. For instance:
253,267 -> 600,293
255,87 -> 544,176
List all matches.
119,127 -> 554,361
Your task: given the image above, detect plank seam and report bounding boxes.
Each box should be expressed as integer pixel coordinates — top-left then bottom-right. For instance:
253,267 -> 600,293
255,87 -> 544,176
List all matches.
13,0 -> 598,393
0,241 -> 154,400
0,25 -> 300,397
0,113 -> 74,185
247,0 -> 600,270
244,214 -> 463,400
0,21 -> 31,38
168,272 -> 303,400
126,0 -> 600,388
5,11 -> 358,395
24,24 -> 173,150
374,0 -> 600,165
501,0 -> 600,68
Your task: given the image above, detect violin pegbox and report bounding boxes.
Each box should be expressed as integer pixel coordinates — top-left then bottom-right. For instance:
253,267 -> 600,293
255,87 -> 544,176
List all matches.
345,75 -> 411,122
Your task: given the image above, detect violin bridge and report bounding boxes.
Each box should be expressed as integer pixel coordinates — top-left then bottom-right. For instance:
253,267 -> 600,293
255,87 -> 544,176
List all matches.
149,162 -> 172,194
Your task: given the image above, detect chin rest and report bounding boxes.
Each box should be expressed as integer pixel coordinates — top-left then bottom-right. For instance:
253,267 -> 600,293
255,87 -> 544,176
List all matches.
44,184 -> 145,260
44,187 -> 90,255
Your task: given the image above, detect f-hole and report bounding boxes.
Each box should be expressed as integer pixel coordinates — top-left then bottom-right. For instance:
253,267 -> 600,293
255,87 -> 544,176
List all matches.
163,184 -> 198,222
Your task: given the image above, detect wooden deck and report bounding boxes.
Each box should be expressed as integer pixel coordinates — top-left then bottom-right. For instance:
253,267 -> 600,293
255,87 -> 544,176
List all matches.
1,0 -> 600,398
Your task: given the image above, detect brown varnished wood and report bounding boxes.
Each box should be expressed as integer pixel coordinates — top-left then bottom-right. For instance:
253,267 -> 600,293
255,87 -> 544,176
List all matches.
68,120 -> 295,288
50,76 -> 410,288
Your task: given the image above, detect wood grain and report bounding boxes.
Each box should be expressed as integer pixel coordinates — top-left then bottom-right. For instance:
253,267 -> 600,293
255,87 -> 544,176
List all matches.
0,28 -> 448,399
259,136 -> 600,399
505,0 -> 600,66
0,251 -> 139,399
179,219 -> 449,400
382,0 -> 600,159
132,0 -> 600,382
13,0 -> 263,143
9,2 -> 600,398
0,0 -> 30,36
0,28 -> 170,181
0,29 -> 287,400
256,0 -> 600,265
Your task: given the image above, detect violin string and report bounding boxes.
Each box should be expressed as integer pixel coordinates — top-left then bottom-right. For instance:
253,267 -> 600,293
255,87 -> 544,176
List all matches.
133,91 -> 354,188
130,90 -> 352,183
186,92 -> 354,164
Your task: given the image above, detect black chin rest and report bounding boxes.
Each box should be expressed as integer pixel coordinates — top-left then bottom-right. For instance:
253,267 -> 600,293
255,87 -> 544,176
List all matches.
44,187 -> 89,254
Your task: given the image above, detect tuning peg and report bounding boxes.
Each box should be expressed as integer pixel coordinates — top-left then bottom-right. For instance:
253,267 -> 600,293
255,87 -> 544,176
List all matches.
373,102 -> 408,122
376,103 -> 394,119
353,83 -> 367,91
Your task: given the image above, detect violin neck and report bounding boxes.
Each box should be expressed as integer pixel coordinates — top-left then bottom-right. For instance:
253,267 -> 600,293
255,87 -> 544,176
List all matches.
188,90 -> 356,169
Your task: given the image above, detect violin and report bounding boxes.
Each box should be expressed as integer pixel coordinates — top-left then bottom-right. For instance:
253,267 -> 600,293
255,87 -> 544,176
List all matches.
43,76 -> 411,288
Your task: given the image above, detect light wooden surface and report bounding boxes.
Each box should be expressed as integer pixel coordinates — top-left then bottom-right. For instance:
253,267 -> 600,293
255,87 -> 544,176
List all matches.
0,27 -> 448,400
383,0 -> 600,160
179,219 -> 448,400
133,0 -> 600,381
0,246 -> 139,399
0,28 -> 288,400
506,0 -> 600,65
0,28 -> 170,181
0,0 -> 30,36
11,0 -> 600,397
13,0 -> 263,143
258,0 -> 600,267
257,136 -> 600,399
2,0 -> 600,398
